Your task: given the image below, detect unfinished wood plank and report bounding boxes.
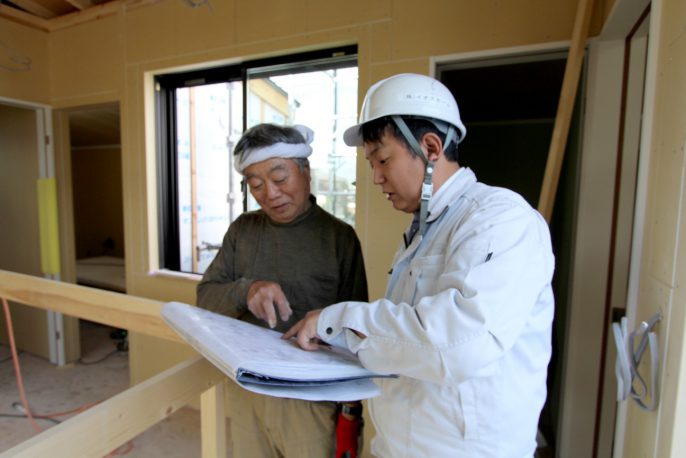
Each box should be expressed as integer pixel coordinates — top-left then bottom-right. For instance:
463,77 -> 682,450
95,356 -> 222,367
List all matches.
64,0 -> 94,11
9,0 -> 57,19
537,0 -> 596,222
0,4 -> 50,30
0,269 -> 181,343
48,0 -> 163,31
201,382 -> 227,458
0,357 -> 227,458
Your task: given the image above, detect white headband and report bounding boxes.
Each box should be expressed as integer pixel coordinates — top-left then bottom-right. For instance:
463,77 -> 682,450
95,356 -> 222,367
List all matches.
234,124 -> 314,173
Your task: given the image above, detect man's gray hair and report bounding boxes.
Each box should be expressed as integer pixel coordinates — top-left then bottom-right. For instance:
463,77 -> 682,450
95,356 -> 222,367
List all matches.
233,123 -> 313,173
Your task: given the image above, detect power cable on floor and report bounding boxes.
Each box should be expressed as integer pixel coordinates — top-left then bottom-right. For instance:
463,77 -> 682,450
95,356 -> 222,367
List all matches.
0,353 -> 17,363
11,400 -> 98,419
78,348 -> 120,365
0,413 -> 61,424
2,297 -> 41,433
2,296 -> 134,456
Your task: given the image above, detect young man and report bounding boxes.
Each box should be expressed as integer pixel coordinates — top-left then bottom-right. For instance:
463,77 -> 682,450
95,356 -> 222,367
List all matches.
197,123 -> 368,457
285,74 -> 555,457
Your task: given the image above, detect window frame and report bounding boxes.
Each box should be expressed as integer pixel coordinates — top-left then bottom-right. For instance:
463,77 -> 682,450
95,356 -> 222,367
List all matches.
155,45 -> 358,272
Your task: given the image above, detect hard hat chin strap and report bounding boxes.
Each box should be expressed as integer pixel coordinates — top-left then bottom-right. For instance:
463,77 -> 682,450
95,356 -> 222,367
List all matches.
392,115 -> 436,237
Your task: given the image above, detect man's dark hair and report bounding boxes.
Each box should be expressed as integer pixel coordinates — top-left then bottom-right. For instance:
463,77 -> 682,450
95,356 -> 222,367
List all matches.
360,116 -> 459,162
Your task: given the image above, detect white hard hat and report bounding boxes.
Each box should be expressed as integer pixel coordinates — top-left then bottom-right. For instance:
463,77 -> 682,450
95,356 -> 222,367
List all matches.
343,73 -> 467,147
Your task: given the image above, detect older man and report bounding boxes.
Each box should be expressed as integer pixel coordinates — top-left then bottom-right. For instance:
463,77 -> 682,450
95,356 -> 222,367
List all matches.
197,123 -> 368,458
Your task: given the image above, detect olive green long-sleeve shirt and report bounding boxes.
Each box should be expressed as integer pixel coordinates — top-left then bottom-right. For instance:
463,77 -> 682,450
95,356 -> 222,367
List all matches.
196,197 -> 368,332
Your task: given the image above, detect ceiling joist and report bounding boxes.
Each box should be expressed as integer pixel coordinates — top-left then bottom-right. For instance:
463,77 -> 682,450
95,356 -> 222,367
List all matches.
0,0 -> 163,32
7,0 -> 57,19
64,0 -> 93,11
0,3 -> 50,30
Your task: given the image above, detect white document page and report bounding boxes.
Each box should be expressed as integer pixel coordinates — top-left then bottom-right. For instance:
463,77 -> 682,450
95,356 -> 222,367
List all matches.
161,301 -> 387,401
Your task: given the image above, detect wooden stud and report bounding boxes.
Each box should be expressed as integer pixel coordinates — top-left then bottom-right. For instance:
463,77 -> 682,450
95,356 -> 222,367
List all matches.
537,0 -> 596,222
0,357 -> 227,458
8,0 -> 57,19
0,269 -> 181,343
201,382 -> 227,458
47,0 -> 163,32
0,4 -> 50,31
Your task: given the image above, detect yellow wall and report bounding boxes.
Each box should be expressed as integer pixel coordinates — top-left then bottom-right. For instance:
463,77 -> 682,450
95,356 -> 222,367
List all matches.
250,79 -> 290,119
623,0 -> 686,456
11,2 -> 686,457
0,0 -> 618,392
0,21 -> 49,103
0,105 -> 50,357
13,0 -> 601,383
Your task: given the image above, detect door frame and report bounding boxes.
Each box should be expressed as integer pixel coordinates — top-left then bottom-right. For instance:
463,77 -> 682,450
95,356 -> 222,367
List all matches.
428,0 -> 654,453
0,96 -> 67,366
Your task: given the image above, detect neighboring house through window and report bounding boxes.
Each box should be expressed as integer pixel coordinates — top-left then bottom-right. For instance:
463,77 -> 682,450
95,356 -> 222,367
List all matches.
155,46 -> 358,274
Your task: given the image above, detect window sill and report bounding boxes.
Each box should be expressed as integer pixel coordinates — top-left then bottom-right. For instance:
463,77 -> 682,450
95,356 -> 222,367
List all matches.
148,269 -> 203,283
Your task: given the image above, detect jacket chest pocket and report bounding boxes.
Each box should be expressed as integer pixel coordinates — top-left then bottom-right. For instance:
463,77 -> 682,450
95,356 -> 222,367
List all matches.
407,254 -> 444,306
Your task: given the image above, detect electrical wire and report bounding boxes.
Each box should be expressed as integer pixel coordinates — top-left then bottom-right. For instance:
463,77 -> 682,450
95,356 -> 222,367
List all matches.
2,296 -> 134,455
2,297 -> 41,433
184,0 -> 213,11
0,353 -> 16,363
12,400 -> 99,419
0,40 -> 31,72
77,348 -> 120,365
108,442 -> 134,456
0,413 -> 60,425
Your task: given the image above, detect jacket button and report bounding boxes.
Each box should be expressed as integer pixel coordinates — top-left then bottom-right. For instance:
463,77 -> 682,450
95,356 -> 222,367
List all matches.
326,327 -> 333,335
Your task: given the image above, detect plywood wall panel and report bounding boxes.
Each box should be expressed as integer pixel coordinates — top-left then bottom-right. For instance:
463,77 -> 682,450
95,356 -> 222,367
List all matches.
49,16 -> 122,104
386,0 -> 586,61
234,0 -> 307,44
0,19 -> 50,103
0,105 -> 50,358
305,0 -> 391,31
124,0 -> 237,64
622,0 -> 686,455
369,21 -> 392,63
5,0 -> 588,388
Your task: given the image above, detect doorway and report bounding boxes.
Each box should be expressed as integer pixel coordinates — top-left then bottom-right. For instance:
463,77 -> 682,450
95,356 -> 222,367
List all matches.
437,49 -> 584,456
0,103 -> 51,358
66,103 -> 128,355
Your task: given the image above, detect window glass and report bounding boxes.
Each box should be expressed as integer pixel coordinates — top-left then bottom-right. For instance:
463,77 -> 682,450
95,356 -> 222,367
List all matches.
156,47 -> 358,273
245,68 -> 358,219
175,82 -> 244,272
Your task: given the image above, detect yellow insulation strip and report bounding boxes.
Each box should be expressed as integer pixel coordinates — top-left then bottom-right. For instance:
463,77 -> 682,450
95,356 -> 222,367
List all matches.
37,178 -> 61,275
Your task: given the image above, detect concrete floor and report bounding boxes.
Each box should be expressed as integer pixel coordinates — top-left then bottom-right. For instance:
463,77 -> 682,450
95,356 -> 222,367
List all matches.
0,321 -> 211,457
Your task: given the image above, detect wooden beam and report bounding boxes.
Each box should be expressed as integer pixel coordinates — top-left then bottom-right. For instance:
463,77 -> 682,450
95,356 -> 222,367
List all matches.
8,0 -> 58,19
537,0 -> 596,222
48,0 -> 164,32
0,4 -> 50,31
201,382 -> 227,458
190,87 -> 200,273
0,269 -> 181,343
0,0 -> 163,32
0,357 -> 227,458
64,0 -> 94,11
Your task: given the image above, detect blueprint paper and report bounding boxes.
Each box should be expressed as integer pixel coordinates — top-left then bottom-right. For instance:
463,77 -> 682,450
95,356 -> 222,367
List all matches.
161,301 -> 386,401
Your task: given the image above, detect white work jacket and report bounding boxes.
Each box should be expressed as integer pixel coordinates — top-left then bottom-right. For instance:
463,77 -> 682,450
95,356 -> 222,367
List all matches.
319,168 -> 555,457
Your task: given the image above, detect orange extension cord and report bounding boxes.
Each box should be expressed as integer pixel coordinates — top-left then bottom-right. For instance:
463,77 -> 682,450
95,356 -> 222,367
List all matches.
2,296 -> 132,456
2,297 -> 41,433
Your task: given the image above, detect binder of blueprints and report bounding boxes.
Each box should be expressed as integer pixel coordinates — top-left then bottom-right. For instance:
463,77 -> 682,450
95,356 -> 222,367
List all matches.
161,301 -> 391,401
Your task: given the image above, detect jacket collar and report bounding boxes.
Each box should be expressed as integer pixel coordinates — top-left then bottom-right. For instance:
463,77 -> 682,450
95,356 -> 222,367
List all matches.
426,167 -> 476,223
402,167 -> 476,248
